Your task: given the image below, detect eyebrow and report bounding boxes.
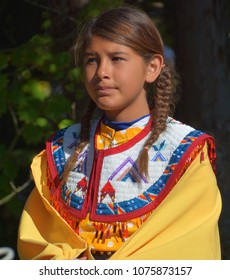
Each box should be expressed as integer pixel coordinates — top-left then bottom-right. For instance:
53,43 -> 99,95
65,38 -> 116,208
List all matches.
84,51 -> 129,56
84,52 -> 96,56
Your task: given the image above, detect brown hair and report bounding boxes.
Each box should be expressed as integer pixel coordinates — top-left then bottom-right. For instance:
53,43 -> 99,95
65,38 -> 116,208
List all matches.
62,6 -> 178,182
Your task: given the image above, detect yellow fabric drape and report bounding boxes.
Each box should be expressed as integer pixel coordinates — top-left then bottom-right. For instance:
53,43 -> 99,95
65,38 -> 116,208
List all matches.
17,150 -> 88,260
17,142 -> 221,260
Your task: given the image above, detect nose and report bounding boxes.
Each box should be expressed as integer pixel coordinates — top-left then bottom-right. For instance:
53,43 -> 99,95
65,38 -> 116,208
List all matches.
95,60 -> 110,80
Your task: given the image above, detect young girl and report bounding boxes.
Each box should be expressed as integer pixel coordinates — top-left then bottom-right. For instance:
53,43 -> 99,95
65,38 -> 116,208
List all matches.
17,6 -> 221,260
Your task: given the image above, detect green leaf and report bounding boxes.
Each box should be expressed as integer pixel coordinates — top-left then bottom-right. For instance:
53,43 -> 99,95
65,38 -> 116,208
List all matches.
22,79 -> 51,101
35,117 -> 48,128
41,18 -> 52,30
58,118 -> 75,129
49,63 -> 57,73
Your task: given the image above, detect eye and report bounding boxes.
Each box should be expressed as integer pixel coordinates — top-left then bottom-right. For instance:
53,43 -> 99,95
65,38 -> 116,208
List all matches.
112,57 -> 125,62
84,57 -> 97,65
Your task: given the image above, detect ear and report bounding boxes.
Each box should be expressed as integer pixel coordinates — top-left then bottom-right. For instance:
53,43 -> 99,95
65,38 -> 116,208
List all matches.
145,55 -> 164,83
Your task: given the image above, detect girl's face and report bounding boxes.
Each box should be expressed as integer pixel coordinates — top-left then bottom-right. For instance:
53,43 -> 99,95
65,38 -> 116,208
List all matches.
83,36 -> 162,122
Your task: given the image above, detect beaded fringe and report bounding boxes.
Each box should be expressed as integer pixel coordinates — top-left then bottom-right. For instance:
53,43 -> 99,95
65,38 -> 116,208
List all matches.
46,164 -> 152,245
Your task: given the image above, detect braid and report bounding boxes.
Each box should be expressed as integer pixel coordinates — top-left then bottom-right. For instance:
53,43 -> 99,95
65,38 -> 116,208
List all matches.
138,65 -> 178,178
62,99 -> 96,183
80,99 -> 97,142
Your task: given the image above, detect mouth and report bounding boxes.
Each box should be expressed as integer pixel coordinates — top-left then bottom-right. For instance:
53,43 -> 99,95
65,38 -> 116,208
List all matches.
95,86 -> 116,96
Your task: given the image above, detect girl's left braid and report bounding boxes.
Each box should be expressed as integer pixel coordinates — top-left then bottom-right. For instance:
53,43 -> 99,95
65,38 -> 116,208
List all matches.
62,99 -> 96,183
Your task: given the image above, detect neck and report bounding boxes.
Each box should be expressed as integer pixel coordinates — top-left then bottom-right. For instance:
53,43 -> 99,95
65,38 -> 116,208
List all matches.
104,106 -> 150,123
103,113 -> 150,131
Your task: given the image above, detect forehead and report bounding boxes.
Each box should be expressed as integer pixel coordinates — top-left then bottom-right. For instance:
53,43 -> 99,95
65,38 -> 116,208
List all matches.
84,36 -> 134,54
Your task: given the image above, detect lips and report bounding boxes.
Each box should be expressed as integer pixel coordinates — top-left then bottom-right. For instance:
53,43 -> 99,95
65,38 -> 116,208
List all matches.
95,85 -> 115,95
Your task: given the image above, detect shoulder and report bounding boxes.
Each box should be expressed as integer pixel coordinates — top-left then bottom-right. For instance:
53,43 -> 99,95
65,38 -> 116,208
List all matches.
164,117 -> 214,143
46,118 -> 99,164
162,117 -> 203,148
47,119 -> 99,148
165,117 -> 216,171
165,117 -> 197,136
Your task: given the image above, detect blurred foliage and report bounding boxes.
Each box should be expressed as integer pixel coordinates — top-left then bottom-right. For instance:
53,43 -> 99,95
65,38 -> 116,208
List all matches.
0,0 -> 126,254
0,20 -> 76,198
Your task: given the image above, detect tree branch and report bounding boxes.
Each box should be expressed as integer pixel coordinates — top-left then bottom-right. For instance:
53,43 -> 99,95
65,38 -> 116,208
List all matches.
0,176 -> 33,206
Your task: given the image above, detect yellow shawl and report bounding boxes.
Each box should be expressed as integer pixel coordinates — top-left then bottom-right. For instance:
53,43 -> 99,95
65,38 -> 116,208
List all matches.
17,141 -> 221,260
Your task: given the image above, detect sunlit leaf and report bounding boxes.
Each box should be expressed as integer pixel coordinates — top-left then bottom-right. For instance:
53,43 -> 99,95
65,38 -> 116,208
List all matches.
22,79 -> 51,101
49,63 -> 57,73
35,117 -> 48,127
58,118 -> 75,129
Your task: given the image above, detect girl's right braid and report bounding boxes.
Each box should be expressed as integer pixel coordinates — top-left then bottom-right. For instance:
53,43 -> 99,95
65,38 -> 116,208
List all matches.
62,99 -> 96,183
138,65 -> 177,178
80,99 -> 97,142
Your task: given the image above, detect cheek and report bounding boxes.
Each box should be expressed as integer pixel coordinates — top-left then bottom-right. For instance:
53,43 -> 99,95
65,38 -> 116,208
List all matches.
122,68 -> 146,88
83,68 -> 95,84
